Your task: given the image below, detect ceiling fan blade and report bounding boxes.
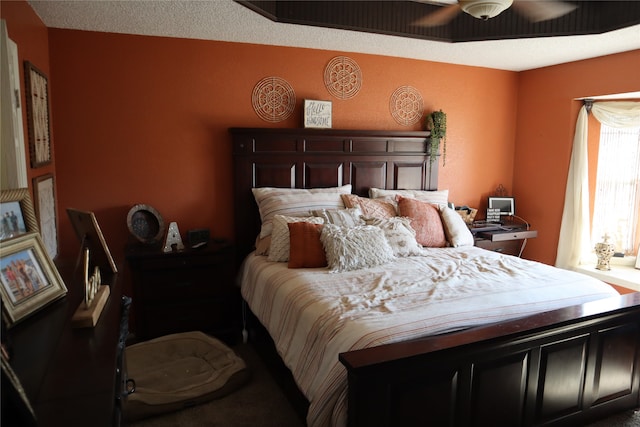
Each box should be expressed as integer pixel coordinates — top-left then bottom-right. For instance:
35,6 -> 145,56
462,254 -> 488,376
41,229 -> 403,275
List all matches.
412,4 -> 462,27
512,0 -> 578,22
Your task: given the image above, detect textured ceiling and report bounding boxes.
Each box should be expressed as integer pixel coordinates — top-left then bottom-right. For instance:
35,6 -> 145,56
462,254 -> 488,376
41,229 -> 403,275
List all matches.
27,0 -> 640,71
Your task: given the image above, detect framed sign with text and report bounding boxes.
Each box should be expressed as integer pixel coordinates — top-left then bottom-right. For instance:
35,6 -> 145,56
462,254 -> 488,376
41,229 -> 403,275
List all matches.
304,100 -> 332,129
24,61 -> 52,168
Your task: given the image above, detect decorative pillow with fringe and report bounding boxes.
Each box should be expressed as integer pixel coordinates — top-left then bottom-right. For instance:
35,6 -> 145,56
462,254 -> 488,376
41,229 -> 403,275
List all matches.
320,224 -> 395,272
366,217 -> 425,257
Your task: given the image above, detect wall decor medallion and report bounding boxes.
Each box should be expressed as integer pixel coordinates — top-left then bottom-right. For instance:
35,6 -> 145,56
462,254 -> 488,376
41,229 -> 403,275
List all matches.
24,61 -> 52,168
324,56 -> 362,100
390,86 -> 424,126
251,76 -> 296,123
126,204 -> 165,245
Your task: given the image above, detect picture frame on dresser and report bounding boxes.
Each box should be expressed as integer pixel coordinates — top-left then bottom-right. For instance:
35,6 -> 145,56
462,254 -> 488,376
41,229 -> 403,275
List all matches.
0,188 -> 39,241
33,174 -> 57,259
67,208 -> 118,274
0,232 -> 67,326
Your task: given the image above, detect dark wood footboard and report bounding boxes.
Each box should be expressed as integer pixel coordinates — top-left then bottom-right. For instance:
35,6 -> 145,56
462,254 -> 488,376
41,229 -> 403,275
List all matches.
340,293 -> 640,427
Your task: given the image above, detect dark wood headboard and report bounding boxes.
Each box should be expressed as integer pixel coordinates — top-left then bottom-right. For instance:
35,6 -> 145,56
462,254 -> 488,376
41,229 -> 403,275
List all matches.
230,127 -> 437,261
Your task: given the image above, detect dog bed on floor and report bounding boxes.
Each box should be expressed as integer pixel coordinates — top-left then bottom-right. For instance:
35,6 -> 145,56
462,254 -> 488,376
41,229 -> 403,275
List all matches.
123,331 -> 250,421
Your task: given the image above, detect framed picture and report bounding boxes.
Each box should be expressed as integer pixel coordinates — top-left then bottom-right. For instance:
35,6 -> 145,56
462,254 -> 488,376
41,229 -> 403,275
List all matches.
304,99 -> 332,128
0,232 -> 67,326
0,189 -> 38,241
24,61 -> 52,168
636,244 -> 640,270
33,174 -> 57,259
67,208 -> 118,274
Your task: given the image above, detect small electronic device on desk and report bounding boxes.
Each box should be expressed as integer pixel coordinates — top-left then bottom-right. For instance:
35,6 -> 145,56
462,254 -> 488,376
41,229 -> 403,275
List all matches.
471,196 -> 538,257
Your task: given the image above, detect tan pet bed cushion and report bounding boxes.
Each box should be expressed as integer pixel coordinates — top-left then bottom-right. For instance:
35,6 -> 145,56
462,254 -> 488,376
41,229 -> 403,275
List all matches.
124,331 -> 250,421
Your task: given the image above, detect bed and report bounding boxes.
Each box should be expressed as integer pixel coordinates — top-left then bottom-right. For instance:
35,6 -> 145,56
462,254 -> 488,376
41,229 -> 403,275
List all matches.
230,127 -> 640,427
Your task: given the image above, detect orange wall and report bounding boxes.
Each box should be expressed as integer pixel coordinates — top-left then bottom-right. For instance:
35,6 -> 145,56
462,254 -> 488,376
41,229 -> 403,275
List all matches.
44,29 -> 517,271
514,51 -> 640,264
3,0 -> 639,274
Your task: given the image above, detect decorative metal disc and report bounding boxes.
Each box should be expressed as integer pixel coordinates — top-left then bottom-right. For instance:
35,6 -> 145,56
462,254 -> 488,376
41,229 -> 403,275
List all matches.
252,77 -> 296,122
324,56 -> 362,100
389,86 -> 424,126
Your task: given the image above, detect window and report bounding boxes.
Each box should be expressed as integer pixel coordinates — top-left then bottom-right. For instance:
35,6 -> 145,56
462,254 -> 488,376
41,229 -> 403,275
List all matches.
591,124 -> 640,256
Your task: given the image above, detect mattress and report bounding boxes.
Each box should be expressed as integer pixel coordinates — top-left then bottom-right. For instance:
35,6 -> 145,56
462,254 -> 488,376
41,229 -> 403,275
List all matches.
239,246 -> 619,427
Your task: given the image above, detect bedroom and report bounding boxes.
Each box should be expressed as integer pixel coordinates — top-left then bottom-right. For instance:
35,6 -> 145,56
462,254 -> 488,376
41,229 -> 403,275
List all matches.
1,0 -> 639,426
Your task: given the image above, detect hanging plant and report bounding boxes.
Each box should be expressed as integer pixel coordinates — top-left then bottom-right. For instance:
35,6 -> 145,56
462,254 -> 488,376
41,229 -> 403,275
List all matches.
425,109 -> 447,166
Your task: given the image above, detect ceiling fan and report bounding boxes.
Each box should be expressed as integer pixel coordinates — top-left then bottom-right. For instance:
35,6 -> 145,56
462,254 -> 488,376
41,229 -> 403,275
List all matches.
413,0 -> 578,26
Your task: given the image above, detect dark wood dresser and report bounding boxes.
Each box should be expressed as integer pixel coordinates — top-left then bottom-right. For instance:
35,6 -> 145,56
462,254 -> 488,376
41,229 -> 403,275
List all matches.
2,265 -> 130,427
125,240 -> 239,342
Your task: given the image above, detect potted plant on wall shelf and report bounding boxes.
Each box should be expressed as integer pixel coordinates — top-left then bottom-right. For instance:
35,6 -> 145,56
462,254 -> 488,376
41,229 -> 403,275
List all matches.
425,109 -> 447,166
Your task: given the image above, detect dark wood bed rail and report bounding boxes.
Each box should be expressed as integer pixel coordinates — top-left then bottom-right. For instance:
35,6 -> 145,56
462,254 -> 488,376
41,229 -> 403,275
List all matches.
340,293 -> 640,426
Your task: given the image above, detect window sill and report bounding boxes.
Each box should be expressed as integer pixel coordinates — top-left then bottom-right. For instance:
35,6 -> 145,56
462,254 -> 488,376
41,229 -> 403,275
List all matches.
576,264 -> 640,292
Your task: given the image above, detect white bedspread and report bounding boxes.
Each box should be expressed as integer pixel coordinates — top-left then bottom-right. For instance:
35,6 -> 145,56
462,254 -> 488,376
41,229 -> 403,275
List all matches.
238,246 -> 619,427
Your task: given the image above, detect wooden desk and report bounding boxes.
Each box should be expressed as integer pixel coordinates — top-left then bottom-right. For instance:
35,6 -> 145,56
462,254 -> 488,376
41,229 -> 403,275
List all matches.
2,264 -> 129,427
471,225 -> 538,257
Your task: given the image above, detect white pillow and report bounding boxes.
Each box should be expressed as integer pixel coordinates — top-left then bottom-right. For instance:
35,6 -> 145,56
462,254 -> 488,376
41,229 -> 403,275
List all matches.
366,217 -> 425,257
369,188 -> 449,207
268,215 -> 324,262
439,206 -> 475,247
311,207 -> 365,228
252,185 -> 351,239
320,224 -> 395,272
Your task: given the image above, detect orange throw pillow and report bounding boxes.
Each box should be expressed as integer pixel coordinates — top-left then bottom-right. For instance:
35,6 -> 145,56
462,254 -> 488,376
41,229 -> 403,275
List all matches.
287,222 -> 327,268
397,196 -> 447,247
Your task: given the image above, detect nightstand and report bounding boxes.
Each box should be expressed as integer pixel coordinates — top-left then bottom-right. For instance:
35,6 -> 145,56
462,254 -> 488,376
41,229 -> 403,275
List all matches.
125,240 -> 239,342
472,225 -> 538,257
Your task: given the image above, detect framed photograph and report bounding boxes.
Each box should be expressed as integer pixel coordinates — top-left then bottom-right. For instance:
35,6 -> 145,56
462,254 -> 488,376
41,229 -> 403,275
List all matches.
24,61 -> 52,168
67,208 -> 118,274
0,188 -> 38,241
33,174 -> 57,259
0,232 -> 67,325
635,244 -> 640,270
304,99 -> 332,128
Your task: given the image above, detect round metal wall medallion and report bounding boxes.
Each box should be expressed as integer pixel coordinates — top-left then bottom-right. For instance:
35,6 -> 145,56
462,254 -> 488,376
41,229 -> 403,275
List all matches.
324,56 -> 362,100
251,76 -> 296,123
389,86 -> 424,126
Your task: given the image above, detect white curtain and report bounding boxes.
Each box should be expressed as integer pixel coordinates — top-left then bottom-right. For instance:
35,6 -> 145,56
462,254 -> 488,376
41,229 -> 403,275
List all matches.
555,101 -> 640,269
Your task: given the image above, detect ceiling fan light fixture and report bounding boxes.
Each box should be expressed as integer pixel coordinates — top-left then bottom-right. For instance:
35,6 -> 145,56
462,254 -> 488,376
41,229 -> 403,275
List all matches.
460,0 -> 514,21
